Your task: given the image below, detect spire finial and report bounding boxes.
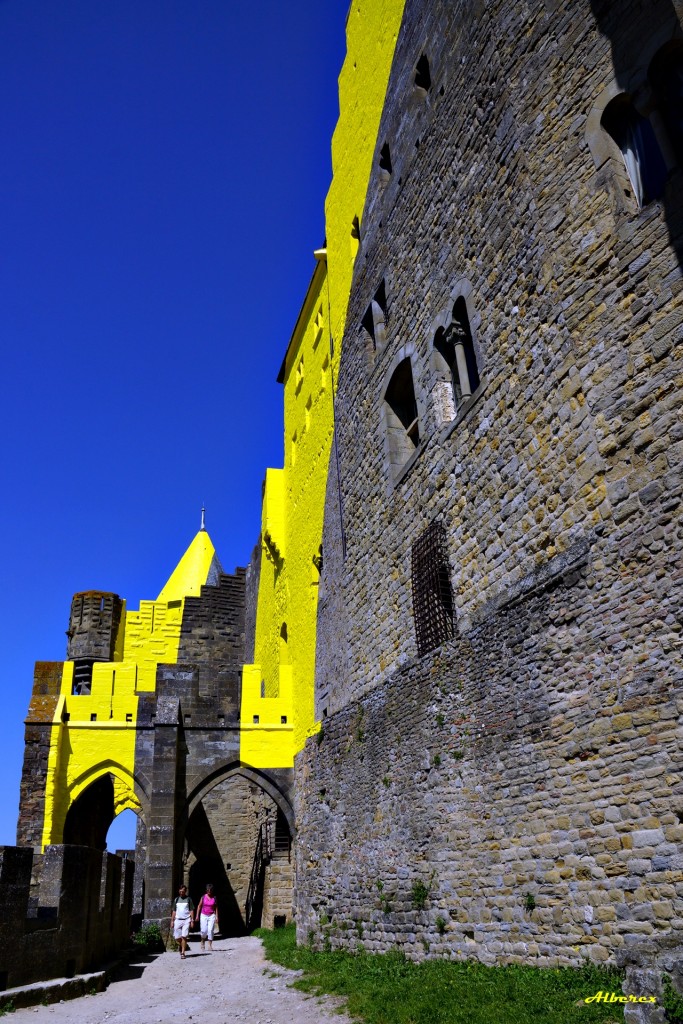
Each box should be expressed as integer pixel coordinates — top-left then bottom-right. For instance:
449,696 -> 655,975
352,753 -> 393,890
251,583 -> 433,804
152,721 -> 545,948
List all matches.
200,505 -> 206,531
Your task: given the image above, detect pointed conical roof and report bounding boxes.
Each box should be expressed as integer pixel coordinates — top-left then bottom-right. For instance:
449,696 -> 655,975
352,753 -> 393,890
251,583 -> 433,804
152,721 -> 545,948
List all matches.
157,528 -> 223,602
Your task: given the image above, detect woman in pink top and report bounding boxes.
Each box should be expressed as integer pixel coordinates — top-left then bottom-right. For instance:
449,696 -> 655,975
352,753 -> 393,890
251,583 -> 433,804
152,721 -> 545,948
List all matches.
196,883 -> 219,950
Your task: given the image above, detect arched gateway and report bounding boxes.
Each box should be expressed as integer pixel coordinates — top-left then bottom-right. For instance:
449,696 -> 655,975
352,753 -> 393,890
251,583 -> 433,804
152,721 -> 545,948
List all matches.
17,524 -> 295,934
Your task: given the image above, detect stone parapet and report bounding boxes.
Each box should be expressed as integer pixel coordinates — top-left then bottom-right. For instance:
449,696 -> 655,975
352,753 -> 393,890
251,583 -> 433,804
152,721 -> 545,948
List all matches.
0,844 -> 133,991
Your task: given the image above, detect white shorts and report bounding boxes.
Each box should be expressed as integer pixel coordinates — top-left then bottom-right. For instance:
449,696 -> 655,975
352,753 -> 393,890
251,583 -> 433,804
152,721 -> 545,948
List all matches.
173,917 -> 191,939
200,913 -> 216,940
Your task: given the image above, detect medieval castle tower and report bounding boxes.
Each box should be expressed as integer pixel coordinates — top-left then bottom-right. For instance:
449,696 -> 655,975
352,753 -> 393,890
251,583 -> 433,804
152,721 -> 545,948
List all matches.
4,0 -> 683,1011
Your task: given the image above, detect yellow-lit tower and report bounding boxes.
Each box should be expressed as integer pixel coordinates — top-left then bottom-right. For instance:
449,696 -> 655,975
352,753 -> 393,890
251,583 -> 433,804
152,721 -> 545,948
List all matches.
239,0 -> 407,769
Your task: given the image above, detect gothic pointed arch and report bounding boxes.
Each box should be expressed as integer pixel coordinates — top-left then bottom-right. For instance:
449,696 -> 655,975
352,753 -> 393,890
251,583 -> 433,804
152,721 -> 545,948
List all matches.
49,761 -> 147,848
185,761 -> 294,832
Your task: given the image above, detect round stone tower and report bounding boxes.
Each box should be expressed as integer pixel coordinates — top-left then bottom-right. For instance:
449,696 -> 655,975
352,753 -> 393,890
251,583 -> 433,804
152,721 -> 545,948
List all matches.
66,591 -> 124,694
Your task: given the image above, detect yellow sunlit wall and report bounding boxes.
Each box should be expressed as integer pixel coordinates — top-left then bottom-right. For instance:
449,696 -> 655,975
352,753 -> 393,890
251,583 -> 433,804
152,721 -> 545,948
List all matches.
325,0 -> 406,381
40,530 -> 218,849
240,0 -> 406,769
241,265 -> 328,768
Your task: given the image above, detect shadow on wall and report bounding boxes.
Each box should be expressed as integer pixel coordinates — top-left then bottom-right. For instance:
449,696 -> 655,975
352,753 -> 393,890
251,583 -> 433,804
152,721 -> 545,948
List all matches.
185,803 -> 245,936
588,0 -> 683,269
63,774 -> 115,850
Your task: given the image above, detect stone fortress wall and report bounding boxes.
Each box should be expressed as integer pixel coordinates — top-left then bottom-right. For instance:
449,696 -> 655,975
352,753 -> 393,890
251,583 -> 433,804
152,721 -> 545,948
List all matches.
296,0 -> 683,1005
0,844 -> 134,993
7,0 -> 683,1009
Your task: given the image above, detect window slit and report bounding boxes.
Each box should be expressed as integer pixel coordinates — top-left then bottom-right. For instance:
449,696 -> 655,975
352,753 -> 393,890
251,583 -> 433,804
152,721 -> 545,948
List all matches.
415,54 -> 432,93
379,143 -> 393,179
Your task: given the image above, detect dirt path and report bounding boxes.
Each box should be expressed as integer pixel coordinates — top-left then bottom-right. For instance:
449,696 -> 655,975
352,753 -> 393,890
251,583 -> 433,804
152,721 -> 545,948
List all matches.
11,938 -> 352,1024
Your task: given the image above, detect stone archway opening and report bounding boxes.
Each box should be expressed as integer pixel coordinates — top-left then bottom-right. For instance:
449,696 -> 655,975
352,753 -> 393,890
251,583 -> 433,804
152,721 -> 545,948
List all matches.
105,806 -> 145,931
105,807 -> 138,853
62,771 -> 146,929
61,767 -> 144,849
63,773 -> 115,850
182,772 -> 293,936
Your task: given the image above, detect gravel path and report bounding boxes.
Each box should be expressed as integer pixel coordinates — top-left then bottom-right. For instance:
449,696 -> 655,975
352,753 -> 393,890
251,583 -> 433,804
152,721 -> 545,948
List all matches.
11,938 -> 353,1024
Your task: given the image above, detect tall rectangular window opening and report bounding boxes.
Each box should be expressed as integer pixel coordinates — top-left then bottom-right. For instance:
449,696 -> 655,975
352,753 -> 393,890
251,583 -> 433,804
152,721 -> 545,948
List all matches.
434,298 -> 480,415
379,142 -> 393,181
414,54 -> 432,94
362,279 -> 388,351
384,357 -> 420,473
411,522 -> 455,656
452,298 -> 479,401
295,355 -> 304,393
350,215 -> 361,258
601,94 -> 667,206
312,304 -> 325,347
72,658 -> 95,695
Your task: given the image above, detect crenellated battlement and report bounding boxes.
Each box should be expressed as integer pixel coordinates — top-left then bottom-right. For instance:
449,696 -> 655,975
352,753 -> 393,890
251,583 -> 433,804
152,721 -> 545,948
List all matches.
0,844 -> 133,992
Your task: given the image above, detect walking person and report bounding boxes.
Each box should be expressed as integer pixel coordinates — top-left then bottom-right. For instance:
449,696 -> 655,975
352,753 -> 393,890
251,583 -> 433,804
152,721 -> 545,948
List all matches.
170,884 -> 195,960
196,882 -> 219,951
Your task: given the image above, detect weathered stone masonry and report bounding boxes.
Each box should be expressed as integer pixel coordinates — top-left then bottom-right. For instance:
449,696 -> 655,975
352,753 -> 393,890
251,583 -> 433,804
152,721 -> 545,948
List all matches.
8,0 -> 683,1008
298,0 -> 683,1000
134,567 -> 294,932
298,554 -> 681,963
0,844 -> 133,993
16,663 -> 63,852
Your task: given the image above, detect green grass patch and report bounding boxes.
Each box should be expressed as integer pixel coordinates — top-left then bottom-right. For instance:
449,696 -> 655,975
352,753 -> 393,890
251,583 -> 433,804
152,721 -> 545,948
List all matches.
255,924 -> 625,1024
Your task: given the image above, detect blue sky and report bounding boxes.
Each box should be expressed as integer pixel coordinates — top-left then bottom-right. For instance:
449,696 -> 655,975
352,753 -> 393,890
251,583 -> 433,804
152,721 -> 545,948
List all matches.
0,0 -> 348,847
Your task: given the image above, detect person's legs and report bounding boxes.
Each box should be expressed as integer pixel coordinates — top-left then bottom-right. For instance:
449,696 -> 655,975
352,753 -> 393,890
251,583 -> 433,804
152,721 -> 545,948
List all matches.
207,913 -> 215,949
177,918 -> 190,957
200,912 -> 208,949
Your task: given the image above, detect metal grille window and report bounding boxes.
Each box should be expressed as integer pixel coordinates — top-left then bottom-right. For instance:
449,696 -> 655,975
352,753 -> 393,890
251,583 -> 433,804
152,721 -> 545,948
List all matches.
411,522 -> 455,656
